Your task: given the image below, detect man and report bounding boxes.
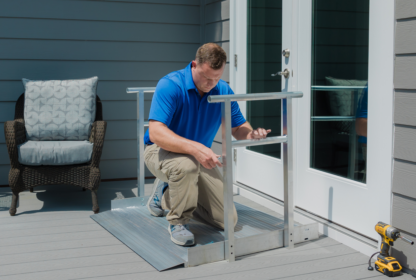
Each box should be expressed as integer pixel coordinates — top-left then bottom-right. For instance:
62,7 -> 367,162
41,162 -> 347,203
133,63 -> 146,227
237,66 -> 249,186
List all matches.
144,43 -> 271,246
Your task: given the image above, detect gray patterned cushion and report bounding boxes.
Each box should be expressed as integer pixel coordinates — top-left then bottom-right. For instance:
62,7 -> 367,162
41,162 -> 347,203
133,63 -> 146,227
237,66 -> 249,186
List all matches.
22,77 -> 98,141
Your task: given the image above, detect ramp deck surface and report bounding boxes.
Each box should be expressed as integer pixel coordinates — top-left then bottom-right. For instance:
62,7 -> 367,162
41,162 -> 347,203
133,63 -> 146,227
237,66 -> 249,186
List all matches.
91,196 -> 317,271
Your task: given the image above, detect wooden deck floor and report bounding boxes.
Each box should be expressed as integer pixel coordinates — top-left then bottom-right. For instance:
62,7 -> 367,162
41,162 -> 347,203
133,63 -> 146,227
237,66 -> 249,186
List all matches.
0,180 -> 414,280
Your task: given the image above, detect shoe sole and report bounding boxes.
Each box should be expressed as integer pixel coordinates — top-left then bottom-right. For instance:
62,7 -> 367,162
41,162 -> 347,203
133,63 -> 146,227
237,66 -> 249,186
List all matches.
168,225 -> 195,246
147,179 -> 164,217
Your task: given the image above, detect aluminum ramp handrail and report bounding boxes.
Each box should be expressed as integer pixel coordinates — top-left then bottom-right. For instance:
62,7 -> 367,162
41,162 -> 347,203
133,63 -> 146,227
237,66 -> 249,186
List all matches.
127,88 -> 304,263
207,91 -> 303,262
127,87 -> 155,198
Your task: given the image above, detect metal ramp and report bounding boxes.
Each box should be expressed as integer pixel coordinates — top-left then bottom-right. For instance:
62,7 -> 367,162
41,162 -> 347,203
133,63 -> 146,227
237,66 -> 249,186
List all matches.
92,196 -> 318,271
91,87 -> 319,271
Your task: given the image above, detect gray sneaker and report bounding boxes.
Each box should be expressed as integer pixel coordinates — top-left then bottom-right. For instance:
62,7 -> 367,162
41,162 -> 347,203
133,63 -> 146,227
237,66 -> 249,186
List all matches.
147,178 -> 167,217
168,224 -> 195,246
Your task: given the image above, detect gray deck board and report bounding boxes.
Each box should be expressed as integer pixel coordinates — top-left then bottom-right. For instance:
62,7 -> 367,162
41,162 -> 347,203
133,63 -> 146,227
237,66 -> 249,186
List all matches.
0,244 -> 133,266
0,180 -> 414,280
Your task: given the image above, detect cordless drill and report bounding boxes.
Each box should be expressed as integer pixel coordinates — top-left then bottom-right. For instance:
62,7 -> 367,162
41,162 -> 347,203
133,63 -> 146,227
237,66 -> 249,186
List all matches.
368,222 -> 414,277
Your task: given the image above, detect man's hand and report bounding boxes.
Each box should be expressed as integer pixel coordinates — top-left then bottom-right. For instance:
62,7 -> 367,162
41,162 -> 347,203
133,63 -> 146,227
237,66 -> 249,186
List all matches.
193,145 -> 223,169
247,128 -> 271,140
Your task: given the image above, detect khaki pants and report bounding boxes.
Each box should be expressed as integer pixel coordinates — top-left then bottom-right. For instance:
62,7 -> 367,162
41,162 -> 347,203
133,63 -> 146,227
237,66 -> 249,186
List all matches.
144,144 -> 238,229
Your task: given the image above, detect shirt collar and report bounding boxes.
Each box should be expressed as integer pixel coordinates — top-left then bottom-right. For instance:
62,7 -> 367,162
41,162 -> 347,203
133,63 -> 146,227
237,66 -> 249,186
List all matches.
184,61 -> 220,95
185,62 -> 197,92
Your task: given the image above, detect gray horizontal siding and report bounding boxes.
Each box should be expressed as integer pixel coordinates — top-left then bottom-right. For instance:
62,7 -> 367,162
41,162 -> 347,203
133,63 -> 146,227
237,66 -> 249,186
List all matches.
394,56 -> 416,89
0,1 -> 200,24
395,90 -> 416,126
0,100 -> 153,123
0,145 -> 8,165
203,0 -> 230,144
101,101 -> 151,121
393,1 -> 416,272
100,159 -> 153,179
101,140 -> 137,160
396,19 -> 416,54
0,61 -> 190,81
0,81 -> 155,102
0,123 -> 4,143
396,0 -> 416,20
0,165 -> 9,185
392,193 -> 416,235
205,20 -> 230,43
90,0 -> 199,5
0,18 -> 199,44
391,230 -> 416,274
0,0 -> 201,185
393,159 -> 416,199
0,40 -> 200,62
393,125 -> 416,162
105,120 -> 141,141
205,0 -> 230,23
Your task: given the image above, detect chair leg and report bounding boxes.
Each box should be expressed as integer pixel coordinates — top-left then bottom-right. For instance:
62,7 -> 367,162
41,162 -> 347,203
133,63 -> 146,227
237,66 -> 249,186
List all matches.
9,192 -> 19,216
29,188 -> 34,193
91,189 -> 99,214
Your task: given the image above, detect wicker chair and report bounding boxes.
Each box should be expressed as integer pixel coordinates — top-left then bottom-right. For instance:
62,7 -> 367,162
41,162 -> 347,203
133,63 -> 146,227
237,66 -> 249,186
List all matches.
4,93 -> 107,216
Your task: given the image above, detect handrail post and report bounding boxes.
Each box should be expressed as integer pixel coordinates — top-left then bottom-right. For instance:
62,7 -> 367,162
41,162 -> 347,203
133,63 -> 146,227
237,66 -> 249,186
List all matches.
137,89 -> 145,197
222,100 -> 235,261
283,98 -> 294,249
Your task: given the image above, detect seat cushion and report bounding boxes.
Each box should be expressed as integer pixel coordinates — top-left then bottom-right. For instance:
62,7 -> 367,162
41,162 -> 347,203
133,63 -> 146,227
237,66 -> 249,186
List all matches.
18,141 -> 94,166
22,77 -> 98,141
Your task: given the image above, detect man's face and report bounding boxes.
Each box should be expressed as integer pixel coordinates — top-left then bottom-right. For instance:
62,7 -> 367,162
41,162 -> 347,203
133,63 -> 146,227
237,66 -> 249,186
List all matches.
191,61 -> 225,93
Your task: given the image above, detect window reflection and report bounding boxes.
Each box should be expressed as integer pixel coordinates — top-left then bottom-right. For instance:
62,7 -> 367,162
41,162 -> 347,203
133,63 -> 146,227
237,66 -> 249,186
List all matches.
310,0 -> 369,183
246,0 -> 282,159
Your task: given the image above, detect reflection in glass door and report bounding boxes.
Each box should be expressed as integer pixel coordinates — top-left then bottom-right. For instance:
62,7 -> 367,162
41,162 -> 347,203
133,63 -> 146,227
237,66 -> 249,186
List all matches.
310,0 -> 369,183
247,0 -> 282,159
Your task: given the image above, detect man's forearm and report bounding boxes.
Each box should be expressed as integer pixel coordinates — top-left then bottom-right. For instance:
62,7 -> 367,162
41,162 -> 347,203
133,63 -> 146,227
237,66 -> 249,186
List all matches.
149,121 -> 203,156
232,121 -> 254,140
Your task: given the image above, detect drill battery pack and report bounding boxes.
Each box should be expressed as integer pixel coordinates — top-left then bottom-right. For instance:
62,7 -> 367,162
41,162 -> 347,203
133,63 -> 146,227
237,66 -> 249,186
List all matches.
375,255 -> 402,277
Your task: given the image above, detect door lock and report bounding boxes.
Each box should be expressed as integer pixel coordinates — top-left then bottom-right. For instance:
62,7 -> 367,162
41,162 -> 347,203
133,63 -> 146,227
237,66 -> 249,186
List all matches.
271,69 -> 290,79
282,49 -> 290,58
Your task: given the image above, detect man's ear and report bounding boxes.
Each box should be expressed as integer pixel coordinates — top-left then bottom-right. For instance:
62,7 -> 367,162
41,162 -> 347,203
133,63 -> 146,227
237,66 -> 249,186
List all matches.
191,60 -> 197,68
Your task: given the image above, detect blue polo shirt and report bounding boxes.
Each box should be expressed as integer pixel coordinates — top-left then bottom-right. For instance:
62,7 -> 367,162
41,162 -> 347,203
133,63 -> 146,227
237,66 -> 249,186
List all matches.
144,62 -> 246,148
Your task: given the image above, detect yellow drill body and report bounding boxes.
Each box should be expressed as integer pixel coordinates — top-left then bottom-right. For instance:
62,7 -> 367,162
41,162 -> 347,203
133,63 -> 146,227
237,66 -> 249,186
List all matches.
373,222 -> 414,277
374,222 -> 402,276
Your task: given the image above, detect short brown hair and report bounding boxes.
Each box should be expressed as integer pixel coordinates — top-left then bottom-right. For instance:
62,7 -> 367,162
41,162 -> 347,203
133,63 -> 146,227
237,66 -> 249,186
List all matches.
195,43 -> 227,70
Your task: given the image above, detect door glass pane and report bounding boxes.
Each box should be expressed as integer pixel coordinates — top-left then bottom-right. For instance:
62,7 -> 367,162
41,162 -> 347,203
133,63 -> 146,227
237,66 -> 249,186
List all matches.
311,0 -> 369,183
247,0 -> 282,159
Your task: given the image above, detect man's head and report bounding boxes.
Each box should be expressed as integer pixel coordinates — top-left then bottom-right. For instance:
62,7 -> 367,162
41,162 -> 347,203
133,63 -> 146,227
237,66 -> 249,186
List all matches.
191,43 -> 227,94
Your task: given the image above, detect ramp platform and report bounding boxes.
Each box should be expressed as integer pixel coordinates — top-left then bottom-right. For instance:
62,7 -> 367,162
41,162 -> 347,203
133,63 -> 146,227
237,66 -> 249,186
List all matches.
91,197 -> 319,271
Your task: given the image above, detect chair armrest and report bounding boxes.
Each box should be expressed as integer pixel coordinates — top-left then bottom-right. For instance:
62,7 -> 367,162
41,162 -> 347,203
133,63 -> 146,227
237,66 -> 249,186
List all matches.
4,119 -> 26,168
89,120 -> 107,168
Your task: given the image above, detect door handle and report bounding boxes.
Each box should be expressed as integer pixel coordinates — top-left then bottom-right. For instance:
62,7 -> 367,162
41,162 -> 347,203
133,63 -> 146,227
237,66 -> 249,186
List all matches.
271,69 -> 290,78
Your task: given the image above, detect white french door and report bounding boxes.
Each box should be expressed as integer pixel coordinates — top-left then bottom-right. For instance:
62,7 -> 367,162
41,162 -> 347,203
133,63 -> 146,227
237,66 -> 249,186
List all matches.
232,0 -> 296,201
231,0 -> 394,240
